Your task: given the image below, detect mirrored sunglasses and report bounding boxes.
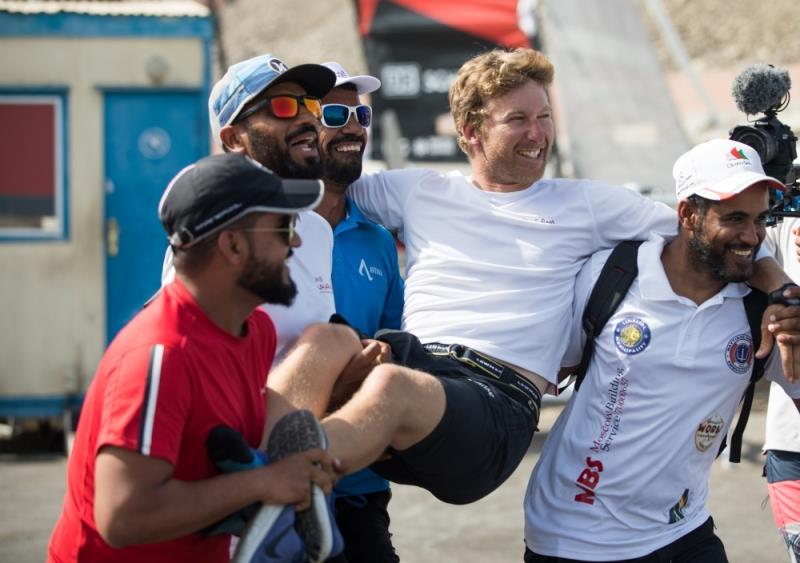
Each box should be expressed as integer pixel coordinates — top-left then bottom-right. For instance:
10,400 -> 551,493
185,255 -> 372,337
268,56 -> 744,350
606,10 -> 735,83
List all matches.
235,95 -> 322,122
320,104 -> 372,129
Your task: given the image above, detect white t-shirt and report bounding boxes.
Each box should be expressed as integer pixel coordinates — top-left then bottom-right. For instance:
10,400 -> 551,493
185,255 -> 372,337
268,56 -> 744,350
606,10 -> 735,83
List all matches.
763,218 -> 800,453
261,211 -> 335,362
524,235 -> 800,560
161,210 -> 335,363
350,169 -> 677,383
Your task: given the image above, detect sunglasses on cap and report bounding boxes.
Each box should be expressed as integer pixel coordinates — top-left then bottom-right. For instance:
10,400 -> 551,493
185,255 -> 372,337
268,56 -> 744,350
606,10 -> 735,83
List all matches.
235,95 -> 322,123
320,104 -> 372,129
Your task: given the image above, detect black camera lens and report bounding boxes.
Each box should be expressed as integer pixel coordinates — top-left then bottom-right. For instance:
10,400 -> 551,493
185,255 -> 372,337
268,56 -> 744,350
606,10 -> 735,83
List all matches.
729,125 -> 778,164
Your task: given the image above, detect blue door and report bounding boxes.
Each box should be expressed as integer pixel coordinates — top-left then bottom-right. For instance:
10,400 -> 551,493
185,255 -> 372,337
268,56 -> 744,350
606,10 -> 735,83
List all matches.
104,91 -> 208,342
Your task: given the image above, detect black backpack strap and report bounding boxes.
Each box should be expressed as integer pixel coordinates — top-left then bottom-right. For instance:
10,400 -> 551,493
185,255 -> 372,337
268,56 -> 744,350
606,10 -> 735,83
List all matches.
573,240 -> 643,391
724,288 -> 768,463
743,289 -> 769,384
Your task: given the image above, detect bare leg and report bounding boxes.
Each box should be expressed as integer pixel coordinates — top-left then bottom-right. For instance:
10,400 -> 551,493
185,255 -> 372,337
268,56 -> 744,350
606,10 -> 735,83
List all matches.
322,364 -> 446,474
264,323 -> 362,446
264,325 -> 447,475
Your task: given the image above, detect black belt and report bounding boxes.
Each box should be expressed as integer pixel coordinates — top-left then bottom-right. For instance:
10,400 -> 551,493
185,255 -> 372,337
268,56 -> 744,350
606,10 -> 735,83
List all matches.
423,342 -> 541,418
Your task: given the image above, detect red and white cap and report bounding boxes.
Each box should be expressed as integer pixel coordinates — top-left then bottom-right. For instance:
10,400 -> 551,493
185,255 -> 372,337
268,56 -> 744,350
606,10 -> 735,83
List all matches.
673,139 -> 786,201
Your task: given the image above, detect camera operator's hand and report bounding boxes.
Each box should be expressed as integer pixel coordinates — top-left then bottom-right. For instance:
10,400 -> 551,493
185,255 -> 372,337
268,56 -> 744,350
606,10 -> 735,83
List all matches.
757,284 -> 800,383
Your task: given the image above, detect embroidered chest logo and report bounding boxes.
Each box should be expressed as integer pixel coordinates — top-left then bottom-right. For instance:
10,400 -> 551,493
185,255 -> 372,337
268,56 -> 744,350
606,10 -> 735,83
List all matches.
724,333 -> 753,374
614,318 -> 651,355
695,413 -> 724,452
358,258 -> 384,281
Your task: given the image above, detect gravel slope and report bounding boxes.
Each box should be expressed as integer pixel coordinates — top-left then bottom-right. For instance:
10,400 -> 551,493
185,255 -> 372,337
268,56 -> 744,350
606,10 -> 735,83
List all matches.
213,0 -> 800,75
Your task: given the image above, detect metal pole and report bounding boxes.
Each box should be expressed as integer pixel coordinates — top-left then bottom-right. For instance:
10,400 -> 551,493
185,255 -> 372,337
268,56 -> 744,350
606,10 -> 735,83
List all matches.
643,0 -> 721,128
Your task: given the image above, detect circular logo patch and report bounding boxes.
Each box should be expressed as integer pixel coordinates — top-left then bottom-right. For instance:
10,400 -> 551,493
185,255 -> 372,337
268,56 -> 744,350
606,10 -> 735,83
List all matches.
724,333 -> 753,374
614,318 -> 651,355
695,413 -> 724,452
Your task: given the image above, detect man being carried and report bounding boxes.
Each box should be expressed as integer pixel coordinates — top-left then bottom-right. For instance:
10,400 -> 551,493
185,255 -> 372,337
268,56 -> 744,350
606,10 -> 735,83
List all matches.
265,50 -> 799,508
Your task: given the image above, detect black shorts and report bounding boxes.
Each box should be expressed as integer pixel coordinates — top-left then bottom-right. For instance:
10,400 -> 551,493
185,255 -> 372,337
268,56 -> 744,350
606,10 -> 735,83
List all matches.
371,331 -> 538,505
524,517 -> 727,563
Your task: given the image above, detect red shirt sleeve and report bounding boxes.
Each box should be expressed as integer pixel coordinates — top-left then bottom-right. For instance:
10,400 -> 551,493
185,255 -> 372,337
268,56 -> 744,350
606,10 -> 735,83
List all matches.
97,343 -> 191,466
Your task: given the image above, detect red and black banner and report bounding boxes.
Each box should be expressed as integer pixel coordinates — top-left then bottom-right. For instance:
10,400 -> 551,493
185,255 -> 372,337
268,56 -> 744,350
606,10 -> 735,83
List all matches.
358,0 -> 535,162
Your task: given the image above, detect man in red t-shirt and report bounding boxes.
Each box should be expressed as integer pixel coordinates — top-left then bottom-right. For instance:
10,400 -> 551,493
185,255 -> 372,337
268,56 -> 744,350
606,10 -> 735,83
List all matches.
48,153 -> 340,563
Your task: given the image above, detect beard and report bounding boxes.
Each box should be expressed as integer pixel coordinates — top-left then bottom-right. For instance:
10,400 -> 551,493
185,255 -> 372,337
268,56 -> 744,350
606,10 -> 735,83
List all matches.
688,223 -> 758,283
322,134 -> 365,185
237,253 -> 298,306
482,140 -> 550,189
248,124 -> 323,179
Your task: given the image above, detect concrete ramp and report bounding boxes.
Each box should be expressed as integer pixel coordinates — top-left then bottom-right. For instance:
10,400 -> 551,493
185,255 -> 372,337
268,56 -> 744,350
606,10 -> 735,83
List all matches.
543,0 -> 689,203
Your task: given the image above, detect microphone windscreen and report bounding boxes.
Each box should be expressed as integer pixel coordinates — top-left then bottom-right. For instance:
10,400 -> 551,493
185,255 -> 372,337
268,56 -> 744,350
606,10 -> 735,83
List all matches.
731,64 -> 791,115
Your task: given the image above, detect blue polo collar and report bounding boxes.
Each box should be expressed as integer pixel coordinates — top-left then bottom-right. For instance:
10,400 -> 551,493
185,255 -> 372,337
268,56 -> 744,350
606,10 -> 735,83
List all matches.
334,197 -> 372,235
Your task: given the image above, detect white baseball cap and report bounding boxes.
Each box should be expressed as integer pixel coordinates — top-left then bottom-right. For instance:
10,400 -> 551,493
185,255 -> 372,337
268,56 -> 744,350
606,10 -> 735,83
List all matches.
673,139 -> 786,201
321,61 -> 381,95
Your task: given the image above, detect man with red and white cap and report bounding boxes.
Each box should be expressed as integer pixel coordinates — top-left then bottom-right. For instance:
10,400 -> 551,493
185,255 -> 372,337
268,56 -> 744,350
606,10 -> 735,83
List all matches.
523,139 -> 800,562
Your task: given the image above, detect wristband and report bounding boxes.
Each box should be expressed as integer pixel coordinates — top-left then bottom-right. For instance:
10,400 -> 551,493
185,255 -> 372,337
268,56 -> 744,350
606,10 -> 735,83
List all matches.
767,282 -> 800,306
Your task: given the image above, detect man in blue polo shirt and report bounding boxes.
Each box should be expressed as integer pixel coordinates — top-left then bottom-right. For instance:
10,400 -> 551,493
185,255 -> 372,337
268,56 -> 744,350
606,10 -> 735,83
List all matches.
315,61 -> 404,563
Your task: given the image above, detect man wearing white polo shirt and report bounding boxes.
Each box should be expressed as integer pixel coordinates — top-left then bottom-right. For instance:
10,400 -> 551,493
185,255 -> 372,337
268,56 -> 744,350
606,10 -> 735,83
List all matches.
523,139 -> 800,562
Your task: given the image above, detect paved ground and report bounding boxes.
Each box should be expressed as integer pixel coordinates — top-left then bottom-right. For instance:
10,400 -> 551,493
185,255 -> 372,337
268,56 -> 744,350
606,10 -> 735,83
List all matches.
0,402 -> 786,563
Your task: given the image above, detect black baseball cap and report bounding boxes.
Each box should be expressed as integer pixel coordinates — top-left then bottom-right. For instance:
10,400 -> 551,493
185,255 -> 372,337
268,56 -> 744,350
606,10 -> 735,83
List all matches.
159,153 -> 323,249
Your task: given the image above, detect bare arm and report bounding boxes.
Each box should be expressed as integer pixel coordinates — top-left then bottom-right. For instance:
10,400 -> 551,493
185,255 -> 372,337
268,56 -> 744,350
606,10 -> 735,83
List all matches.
328,339 -> 392,411
750,257 -> 800,381
94,445 -> 335,548
750,256 -> 792,296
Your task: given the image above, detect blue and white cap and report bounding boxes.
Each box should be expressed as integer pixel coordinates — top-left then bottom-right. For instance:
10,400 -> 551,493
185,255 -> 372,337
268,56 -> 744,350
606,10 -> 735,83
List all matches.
208,54 -> 336,146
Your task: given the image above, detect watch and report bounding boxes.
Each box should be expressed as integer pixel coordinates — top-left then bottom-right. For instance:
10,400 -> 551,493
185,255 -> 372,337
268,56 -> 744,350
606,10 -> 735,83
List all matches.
767,282 -> 800,306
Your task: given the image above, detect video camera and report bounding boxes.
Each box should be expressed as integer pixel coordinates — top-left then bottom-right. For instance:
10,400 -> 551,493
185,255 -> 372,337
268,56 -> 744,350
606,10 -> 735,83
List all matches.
729,64 -> 800,223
